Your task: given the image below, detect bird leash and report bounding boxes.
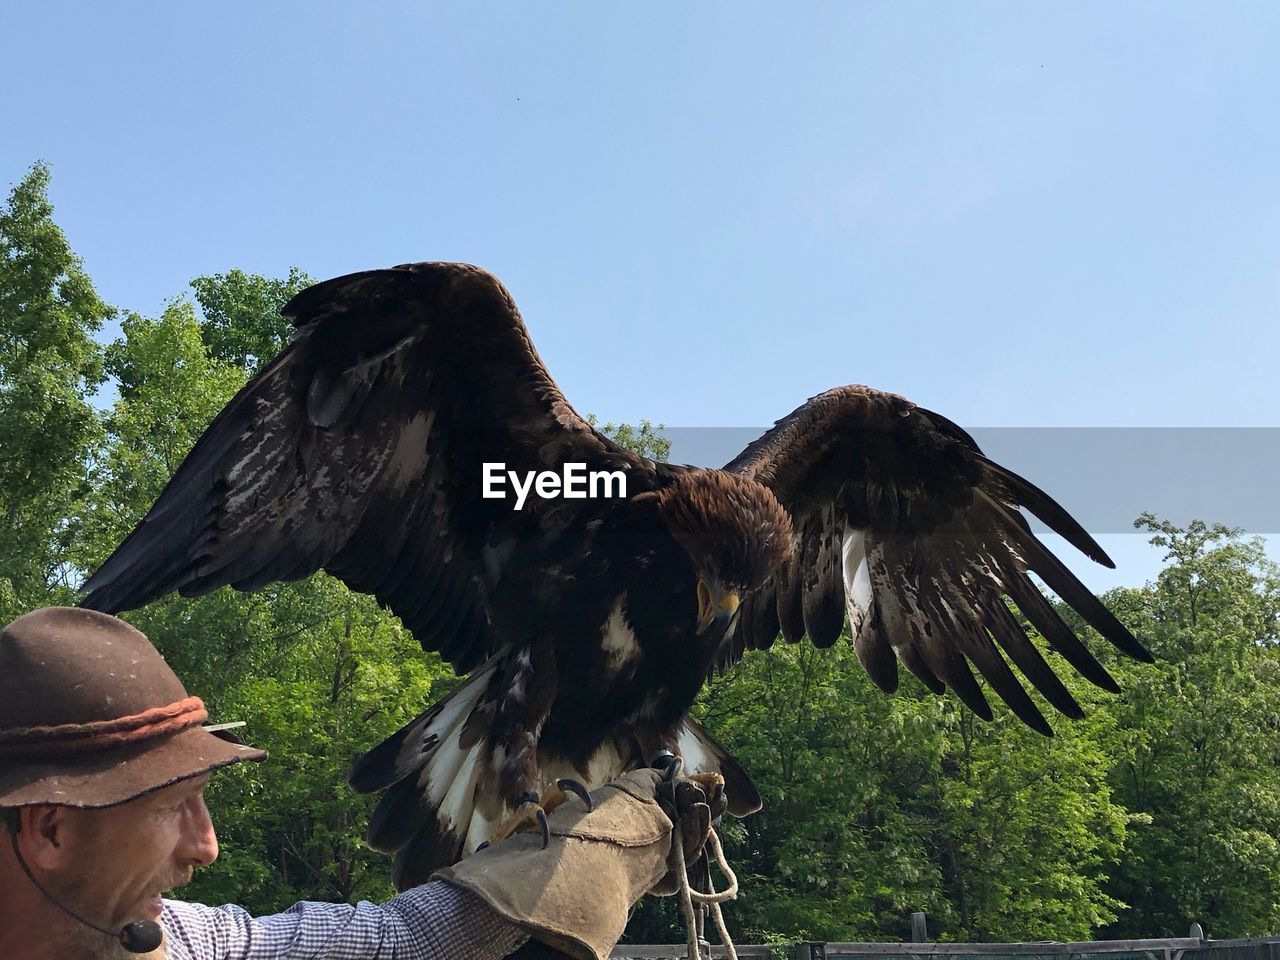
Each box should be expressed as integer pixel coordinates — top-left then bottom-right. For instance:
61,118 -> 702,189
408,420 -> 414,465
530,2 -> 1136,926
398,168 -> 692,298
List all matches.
653,752 -> 741,960
670,821 -> 740,960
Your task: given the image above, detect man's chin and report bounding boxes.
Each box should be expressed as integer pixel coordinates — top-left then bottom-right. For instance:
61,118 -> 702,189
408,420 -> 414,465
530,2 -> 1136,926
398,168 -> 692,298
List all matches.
138,877 -> 186,920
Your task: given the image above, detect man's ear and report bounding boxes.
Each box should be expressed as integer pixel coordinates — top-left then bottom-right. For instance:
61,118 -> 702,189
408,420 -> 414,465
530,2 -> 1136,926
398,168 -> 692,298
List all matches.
18,805 -> 75,871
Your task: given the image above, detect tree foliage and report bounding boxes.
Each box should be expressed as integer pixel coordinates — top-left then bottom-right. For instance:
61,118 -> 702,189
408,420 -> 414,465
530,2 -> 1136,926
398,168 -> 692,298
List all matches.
0,163 -> 111,619
1099,516 -> 1280,938
189,267 -> 310,374
586,414 -> 671,461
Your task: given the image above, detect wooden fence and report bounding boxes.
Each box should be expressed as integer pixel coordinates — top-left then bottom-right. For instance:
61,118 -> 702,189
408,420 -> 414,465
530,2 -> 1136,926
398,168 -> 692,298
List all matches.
611,933 -> 1280,960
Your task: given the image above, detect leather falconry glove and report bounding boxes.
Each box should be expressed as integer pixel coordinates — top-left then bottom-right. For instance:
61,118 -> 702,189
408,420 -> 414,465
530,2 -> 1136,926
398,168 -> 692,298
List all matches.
433,767 -> 721,960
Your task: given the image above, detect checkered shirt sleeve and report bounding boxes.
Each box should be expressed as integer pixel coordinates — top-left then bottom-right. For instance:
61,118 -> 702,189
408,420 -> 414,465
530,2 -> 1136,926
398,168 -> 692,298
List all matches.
159,880 -> 530,959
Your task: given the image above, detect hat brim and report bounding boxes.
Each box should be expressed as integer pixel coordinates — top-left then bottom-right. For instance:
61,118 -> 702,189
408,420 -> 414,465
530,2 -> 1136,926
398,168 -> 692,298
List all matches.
0,726 -> 267,809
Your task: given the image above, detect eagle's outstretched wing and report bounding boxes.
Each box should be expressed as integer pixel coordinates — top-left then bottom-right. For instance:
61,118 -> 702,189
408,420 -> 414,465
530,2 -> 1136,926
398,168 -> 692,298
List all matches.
80,262 -> 651,672
720,385 -> 1151,735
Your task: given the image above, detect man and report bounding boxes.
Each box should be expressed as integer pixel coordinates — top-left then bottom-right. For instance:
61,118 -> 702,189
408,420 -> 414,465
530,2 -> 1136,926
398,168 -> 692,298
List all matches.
0,608 -> 722,960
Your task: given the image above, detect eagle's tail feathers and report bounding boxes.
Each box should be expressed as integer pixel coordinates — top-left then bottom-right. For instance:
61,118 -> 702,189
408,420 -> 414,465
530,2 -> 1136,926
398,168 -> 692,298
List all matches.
391,816 -> 466,891
349,665 -> 496,795
352,662 -> 504,889
388,738 -> 498,890
363,772 -> 432,854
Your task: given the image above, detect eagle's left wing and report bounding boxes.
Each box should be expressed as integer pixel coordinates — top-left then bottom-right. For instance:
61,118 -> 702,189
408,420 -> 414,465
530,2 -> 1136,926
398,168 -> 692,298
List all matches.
79,262 -> 653,674
720,385 -> 1150,735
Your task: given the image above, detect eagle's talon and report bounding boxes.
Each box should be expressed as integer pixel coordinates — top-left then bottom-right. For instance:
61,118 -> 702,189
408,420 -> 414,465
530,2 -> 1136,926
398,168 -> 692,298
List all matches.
489,798 -> 547,846
555,777 -> 593,812
682,771 -> 726,803
486,778 -> 583,849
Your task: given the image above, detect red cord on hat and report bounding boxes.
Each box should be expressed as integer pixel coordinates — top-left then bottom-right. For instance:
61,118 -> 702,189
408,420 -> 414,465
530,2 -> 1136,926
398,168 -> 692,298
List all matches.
0,696 -> 208,756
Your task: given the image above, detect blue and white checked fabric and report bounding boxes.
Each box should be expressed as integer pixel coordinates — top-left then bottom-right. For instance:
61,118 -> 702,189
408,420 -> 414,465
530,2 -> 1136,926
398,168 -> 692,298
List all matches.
160,880 -> 529,959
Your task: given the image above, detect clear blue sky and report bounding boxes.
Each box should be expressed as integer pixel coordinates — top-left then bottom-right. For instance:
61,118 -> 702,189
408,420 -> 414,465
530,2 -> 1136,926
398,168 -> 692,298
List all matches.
5,2 -> 1278,590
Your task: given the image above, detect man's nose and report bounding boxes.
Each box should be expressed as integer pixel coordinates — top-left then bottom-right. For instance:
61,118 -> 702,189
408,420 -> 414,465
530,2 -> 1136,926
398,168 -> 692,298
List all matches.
178,797 -> 220,867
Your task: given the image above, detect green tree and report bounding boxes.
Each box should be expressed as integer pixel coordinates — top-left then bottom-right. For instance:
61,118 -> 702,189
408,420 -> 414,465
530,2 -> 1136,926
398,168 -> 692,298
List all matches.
587,415 -> 670,461
189,267 -> 310,374
685,633 -> 1130,944
1100,517 -> 1280,937
0,162 -> 111,620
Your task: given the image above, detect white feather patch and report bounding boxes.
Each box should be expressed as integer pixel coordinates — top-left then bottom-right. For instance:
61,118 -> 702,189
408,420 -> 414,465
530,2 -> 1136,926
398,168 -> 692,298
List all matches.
410,661 -> 496,802
539,742 -> 628,793
386,410 -> 434,490
465,802 -> 498,854
676,721 -> 712,775
437,743 -> 485,838
842,527 -> 872,637
600,598 -> 641,673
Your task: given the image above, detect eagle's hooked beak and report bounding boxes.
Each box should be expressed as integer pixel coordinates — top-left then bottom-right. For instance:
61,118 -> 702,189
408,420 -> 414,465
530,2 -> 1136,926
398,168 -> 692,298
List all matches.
696,579 -> 740,636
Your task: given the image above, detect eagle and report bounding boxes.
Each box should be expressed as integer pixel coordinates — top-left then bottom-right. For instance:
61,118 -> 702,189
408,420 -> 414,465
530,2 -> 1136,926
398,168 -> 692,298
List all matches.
81,261 -> 1151,890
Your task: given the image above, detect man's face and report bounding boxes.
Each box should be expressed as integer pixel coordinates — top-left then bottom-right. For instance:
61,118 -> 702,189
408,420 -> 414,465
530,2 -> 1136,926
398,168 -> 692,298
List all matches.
46,774 -> 219,935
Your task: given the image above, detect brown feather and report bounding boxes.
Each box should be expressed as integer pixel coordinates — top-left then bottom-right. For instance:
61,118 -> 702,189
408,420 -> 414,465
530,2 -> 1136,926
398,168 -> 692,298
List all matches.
656,471 -> 792,591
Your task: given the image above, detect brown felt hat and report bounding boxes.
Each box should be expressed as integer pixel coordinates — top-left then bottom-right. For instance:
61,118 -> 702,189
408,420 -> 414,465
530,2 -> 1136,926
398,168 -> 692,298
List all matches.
0,607 -> 266,809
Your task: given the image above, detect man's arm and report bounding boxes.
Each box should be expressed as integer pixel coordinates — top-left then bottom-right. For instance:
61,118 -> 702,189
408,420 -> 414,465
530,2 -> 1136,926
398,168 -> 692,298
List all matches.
158,766 -> 719,960
159,881 -> 528,960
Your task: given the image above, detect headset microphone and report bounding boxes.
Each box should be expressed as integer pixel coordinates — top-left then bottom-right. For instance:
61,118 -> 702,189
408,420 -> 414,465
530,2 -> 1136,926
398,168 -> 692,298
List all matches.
10,831 -> 164,954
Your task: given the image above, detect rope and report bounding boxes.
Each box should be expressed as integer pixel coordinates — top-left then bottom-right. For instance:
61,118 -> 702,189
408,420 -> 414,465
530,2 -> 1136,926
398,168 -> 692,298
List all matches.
671,823 -> 740,960
0,696 -> 208,758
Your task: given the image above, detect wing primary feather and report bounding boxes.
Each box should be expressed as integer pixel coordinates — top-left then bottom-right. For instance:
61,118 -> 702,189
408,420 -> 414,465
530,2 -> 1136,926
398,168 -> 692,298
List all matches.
843,530 -> 902,690
980,458 -> 1115,568
896,642 -> 947,694
958,625 -> 1053,736
927,646 -> 993,720
1025,547 -> 1153,662
775,559 -> 806,644
801,516 -> 845,648
852,612 -> 899,694
1003,572 -> 1122,693
979,490 -> 1152,664
983,599 -> 1085,720
946,655 -> 994,721
81,514 -> 207,612
747,590 -> 780,651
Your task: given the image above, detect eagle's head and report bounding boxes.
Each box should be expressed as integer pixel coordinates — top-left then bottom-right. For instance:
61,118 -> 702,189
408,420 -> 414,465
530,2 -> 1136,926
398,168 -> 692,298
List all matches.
655,471 -> 793,635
